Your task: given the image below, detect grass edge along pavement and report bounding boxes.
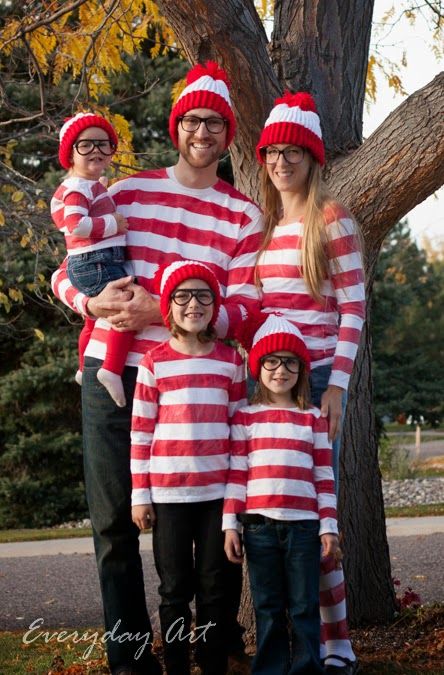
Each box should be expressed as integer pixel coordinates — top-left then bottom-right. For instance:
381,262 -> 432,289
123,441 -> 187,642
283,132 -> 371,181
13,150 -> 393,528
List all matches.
1,606 -> 444,674
1,500 -> 444,545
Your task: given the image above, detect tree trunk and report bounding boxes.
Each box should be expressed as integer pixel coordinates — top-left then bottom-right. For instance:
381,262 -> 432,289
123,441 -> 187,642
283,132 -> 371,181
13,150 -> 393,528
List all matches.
155,0 -> 444,626
339,257 -> 396,624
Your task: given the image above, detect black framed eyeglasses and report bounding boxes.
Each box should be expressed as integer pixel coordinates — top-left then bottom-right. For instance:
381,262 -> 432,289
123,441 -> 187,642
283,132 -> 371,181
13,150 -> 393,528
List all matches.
171,288 -> 215,306
178,115 -> 227,134
73,139 -> 117,156
260,146 -> 305,165
260,355 -> 300,374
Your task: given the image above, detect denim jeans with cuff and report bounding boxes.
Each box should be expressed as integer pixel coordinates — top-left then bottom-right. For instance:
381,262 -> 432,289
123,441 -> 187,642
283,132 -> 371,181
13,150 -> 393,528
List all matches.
243,517 -> 324,675
67,245 -> 128,296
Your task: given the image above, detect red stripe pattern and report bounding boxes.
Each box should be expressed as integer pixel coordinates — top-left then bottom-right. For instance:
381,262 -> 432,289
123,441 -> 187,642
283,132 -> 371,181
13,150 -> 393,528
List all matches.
51,168 -> 263,364
51,177 -> 125,254
131,341 -> 247,504
258,206 -> 365,389
222,405 -> 338,534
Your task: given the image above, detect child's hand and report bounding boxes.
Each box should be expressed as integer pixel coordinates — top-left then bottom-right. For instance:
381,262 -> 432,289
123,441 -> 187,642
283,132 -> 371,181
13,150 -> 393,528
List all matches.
132,504 -> 156,530
320,533 -> 341,565
224,529 -> 243,564
115,212 -> 129,234
99,176 -> 109,188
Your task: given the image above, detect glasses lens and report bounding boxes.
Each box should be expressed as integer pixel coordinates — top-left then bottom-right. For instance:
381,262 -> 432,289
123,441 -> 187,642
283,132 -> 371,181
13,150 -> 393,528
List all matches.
283,147 -> 304,164
195,290 -> 214,305
261,356 -> 281,370
205,118 -> 226,133
262,148 -> 279,164
172,290 -> 192,305
95,140 -> 115,156
180,116 -> 200,132
75,140 -> 95,155
284,358 -> 300,373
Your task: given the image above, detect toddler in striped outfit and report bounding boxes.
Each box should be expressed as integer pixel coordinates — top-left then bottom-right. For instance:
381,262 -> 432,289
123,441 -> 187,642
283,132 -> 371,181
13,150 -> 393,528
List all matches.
223,313 -> 339,674
51,112 -> 133,407
131,260 -> 247,675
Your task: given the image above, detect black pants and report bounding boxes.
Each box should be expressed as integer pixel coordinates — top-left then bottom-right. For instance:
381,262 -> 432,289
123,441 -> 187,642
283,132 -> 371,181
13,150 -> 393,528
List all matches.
153,500 -> 228,675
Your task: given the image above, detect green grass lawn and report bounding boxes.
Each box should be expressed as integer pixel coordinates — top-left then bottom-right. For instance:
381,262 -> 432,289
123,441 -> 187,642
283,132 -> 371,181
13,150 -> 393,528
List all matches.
0,628 -> 108,674
0,527 -> 93,544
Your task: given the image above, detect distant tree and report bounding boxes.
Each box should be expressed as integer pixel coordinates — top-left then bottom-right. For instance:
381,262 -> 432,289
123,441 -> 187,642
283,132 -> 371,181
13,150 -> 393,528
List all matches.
372,222 -> 444,428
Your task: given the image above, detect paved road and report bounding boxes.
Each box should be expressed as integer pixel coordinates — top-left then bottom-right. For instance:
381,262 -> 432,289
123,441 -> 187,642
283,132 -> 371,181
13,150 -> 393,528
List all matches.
1,520 -> 443,633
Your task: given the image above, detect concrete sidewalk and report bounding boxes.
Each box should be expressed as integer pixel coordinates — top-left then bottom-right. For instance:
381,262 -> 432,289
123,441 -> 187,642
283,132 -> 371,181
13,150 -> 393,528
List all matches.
1,517 -> 444,558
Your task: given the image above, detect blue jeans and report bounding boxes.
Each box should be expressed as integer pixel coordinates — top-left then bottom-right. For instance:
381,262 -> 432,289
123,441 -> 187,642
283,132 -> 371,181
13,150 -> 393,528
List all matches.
153,500 -> 228,675
244,519 -> 324,675
82,358 -> 160,674
309,365 -> 347,488
67,246 -> 128,296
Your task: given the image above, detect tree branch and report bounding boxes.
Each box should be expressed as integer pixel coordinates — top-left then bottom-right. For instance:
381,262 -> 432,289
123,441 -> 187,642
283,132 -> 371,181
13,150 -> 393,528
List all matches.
326,72 -> 444,251
1,0 -> 90,50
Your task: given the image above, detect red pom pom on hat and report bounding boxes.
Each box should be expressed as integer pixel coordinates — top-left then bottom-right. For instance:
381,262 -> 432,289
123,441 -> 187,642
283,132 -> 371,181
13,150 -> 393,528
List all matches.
275,91 -> 318,112
155,259 -> 222,330
58,112 -> 118,170
186,61 -> 231,88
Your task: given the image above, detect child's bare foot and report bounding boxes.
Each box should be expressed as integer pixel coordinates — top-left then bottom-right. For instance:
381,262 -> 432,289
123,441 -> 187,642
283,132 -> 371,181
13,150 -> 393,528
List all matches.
97,368 -> 126,407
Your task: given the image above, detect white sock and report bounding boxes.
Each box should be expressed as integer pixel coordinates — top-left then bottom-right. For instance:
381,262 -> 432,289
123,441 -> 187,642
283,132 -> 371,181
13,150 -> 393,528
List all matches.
97,368 -> 126,408
75,370 -> 83,386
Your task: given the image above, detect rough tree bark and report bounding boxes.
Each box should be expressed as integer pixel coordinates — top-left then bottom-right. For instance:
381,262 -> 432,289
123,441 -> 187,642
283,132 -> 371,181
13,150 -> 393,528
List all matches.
156,0 -> 444,625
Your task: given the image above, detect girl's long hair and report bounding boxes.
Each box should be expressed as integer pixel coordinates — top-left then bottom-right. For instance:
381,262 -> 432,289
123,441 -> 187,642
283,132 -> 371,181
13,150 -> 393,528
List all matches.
256,156 -> 355,303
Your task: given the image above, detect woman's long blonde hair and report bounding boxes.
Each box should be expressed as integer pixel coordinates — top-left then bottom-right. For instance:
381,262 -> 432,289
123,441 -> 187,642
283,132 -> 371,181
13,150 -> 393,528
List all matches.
257,156 -> 344,303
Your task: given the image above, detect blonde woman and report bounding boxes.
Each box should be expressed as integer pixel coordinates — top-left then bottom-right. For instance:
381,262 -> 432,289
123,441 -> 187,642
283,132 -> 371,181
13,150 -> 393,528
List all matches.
255,92 -> 365,674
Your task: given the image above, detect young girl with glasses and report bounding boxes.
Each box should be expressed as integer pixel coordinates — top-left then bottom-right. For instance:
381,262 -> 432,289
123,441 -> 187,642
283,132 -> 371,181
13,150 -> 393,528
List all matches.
131,259 -> 247,675
51,112 -> 135,407
223,313 -> 339,674
255,92 -> 365,673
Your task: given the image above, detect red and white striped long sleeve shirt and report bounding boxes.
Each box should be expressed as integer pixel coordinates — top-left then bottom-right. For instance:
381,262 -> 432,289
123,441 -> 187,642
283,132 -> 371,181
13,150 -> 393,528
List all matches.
223,404 -> 338,536
258,205 -> 365,390
131,340 -> 247,505
50,177 -> 125,255
51,167 -> 263,364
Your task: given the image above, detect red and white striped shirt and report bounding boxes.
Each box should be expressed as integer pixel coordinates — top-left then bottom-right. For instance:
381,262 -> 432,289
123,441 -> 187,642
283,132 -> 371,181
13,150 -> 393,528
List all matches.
131,340 -> 247,505
51,167 -> 263,366
258,205 -> 365,390
223,404 -> 338,536
51,177 -> 125,255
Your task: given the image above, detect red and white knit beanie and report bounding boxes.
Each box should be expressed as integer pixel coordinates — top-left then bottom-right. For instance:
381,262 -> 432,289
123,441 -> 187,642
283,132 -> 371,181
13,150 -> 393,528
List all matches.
58,112 -> 118,170
248,314 -> 311,380
169,61 -> 236,149
256,91 -> 325,166
154,260 -> 222,329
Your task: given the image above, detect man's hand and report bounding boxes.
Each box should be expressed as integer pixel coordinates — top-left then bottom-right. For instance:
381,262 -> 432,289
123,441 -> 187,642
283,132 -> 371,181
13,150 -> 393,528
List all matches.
109,283 -> 162,332
224,529 -> 243,564
86,277 -> 134,319
320,385 -> 344,442
132,503 -> 156,530
115,212 -> 129,234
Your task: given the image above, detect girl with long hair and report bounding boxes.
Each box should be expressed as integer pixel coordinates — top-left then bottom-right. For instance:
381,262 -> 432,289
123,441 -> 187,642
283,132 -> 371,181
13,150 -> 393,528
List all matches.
254,92 -> 365,674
